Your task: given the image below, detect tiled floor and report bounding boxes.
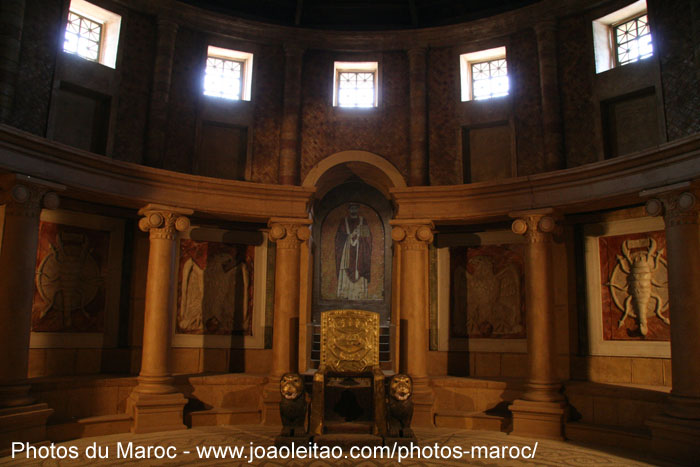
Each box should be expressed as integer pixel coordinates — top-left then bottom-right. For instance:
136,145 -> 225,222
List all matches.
2,426 -> 661,466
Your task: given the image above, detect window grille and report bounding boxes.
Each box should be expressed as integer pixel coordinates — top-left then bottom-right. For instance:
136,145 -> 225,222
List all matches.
614,14 -> 653,66
470,58 -> 509,100
337,71 -> 376,108
63,11 -> 102,62
204,56 -> 244,100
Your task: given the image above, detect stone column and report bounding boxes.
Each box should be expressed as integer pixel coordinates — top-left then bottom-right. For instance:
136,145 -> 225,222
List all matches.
535,20 -> 564,171
0,175 -> 59,454
0,0 -> 25,122
390,219 -> 434,426
278,46 -> 304,185
644,183 -> 700,462
145,18 -> 178,168
262,218 -> 310,424
127,204 -> 192,434
509,208 -> 566,439
408,48 -> 428,186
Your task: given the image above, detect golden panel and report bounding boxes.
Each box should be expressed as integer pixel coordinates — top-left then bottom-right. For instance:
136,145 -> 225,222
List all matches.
320,309 -> 379,372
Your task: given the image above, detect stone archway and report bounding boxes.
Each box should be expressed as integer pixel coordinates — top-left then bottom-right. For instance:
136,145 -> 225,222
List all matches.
302,150 -> 406,200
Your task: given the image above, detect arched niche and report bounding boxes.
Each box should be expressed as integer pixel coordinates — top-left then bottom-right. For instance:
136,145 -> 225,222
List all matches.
311,181 -> 393,323
302,150 -> 406,201
306,152 -> 404,325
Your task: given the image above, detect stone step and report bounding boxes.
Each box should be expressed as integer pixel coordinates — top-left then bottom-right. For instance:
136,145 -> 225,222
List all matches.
565,421 -> 651,453
324,421 -> 374,434
313,433 -> 383,449
190,407 -> 261,427
434,410 -> 509,432
47,414 -> 132,442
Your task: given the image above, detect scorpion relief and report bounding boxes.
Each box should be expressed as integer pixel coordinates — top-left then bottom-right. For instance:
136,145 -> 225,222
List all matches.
607,238 -> 670,337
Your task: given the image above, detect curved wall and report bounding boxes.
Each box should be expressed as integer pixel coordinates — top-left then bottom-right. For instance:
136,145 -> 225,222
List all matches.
4,0 -> 698,188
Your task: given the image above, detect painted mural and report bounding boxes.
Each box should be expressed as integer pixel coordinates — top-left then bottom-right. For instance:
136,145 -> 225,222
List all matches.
31,221 -> 110,333
451,244 -> 526,339
320,202 -> 384,301
177,239 -> 254,335
599,231 -> 670,341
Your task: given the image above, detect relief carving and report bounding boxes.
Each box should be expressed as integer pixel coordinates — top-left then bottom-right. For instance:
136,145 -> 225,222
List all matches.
177,240 -> 253,335
466,256 -> 522,336
321,309 -> 379,373
451,245 -> 525,339
608,237 -> 669,337
31,219 -> 112,333
35,232 -> 103,328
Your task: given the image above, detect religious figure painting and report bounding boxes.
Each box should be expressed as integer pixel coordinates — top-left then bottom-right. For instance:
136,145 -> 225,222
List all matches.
177,239 -> 254,335
320,203 -> 384,301
598,230 -> 670,341
450,245 -> 526,339
31,220 -> 111,333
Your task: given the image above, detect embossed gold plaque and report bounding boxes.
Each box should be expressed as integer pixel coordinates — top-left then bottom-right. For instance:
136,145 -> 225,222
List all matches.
320,309 -> 379,373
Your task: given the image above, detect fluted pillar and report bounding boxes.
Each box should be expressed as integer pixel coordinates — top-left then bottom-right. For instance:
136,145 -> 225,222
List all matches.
509,208 -> 566,439
408,48 -> 428,186
145,18 -> 178,167
278,46 -> 304,185
262,218 -> 310,424
644,183 -> 700,461
127,204 -> 191,433
0,175 -> 59,454
390,219 -> 434,426
0,0 -> 25,122
535,20 -> 564,171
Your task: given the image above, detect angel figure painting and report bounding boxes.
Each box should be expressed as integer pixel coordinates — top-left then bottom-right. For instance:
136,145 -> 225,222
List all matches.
451,245 -> 525,339
177,239 -> 254,335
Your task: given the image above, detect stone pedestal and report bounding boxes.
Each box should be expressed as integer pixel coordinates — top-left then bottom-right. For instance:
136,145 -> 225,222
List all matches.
644,184 -> 700,461
509,209 -> 566,440
390,220 -> 435,426
508,399 -> 567,440
647,414 -> 700,463
262,382 -> 282,426
0,175 -> 60,453
127,204 -> 192,433
410,377 -> 435,427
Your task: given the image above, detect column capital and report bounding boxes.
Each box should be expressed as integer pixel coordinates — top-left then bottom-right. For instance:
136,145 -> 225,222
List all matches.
643,183 -> 700,227
0,174 -> 62,218
510,208 -> 560,243
389,219 -> 434,250
268,218 -> 311,249
138,204 -> 193,240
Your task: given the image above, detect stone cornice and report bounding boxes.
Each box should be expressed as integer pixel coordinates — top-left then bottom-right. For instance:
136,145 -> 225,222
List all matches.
0,125 -> 315,222
391,134 -> 700,223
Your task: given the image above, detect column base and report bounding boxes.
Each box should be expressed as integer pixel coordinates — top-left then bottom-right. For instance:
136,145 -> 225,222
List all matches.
0,403 -> 53,457
126,391 -> 187,434
262,382 -> 282,426
647,414 -> 700,464
509,399 -> 567,440
411,378 -> 435,427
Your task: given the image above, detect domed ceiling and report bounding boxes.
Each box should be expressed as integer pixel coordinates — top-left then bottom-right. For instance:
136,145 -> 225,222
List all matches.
179,0 -> 541,30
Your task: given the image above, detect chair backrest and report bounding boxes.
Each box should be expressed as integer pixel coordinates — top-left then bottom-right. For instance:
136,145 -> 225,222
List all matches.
320,309 -> 380,373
